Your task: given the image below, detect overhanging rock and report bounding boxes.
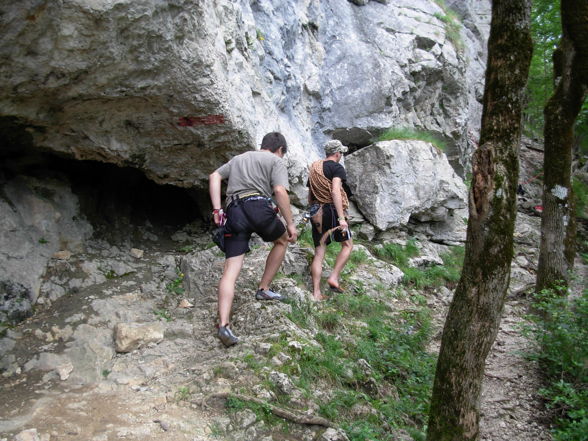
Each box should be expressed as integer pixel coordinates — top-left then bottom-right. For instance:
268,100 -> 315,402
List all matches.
1,0 -> 490,191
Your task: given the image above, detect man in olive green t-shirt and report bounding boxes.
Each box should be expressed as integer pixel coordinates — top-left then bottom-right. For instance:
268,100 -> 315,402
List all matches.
209,132 -> 298,347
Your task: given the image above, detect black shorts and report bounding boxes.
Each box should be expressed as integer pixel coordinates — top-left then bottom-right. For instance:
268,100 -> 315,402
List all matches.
224,197 -> 286,258
311,203 -> 351,247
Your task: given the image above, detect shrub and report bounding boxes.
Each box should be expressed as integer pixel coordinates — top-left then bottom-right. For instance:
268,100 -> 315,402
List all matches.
573,176 -> 588,220
525,287 -> 588,440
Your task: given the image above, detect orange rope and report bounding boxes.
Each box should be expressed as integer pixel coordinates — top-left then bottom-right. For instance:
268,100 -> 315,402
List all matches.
308,160 -> 349,210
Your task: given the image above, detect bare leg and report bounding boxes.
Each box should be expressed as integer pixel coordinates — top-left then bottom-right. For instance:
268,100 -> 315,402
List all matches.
258,232 -> 289,290
218,254 -> 245,326
327,239 -> 353,289
311,244 -> 328,300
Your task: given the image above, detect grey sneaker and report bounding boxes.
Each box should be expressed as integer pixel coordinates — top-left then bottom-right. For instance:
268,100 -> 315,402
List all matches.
255,288 -> 286,301
217,325 -> 238,347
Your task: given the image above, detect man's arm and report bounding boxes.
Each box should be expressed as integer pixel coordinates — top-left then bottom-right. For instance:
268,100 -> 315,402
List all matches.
209,171 -> 224,226
331,177 -> 348,230
273,185 -> 298,243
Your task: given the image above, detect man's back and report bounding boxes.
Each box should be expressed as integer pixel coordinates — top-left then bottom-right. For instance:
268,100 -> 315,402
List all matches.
218,150 -> 289,200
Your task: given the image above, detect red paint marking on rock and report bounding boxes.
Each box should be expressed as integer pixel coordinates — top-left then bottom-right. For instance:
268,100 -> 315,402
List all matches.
177,115 -> 225,127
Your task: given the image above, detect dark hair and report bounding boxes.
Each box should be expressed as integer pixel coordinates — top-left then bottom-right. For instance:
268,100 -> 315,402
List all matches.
261,132 -> 287,154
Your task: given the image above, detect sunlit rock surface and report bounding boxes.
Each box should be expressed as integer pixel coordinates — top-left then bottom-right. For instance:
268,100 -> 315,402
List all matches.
1,0 -> 490,191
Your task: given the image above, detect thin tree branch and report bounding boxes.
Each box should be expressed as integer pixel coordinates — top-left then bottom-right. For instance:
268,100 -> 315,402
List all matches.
197,392 -> 337,428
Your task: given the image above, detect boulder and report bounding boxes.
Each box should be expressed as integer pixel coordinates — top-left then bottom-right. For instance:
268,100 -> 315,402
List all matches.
346,140 -> 467,231
114,322 -> 165,353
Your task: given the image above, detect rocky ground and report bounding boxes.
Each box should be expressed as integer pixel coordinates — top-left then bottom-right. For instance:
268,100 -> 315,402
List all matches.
2,201 -> 583,441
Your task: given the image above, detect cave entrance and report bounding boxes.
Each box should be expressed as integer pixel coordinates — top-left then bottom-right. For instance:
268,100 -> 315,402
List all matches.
50,156 -> 206,238
1,119 -> 208,246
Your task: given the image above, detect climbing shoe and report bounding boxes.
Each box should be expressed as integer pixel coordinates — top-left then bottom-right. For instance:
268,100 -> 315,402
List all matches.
217,325 -> 238,347
255,288 -> 286,301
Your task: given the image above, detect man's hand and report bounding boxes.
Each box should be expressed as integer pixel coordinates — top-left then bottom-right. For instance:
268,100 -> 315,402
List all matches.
287,223 -> 298,243
213,209 -> 225,226
273,185 -> 297,243
338,218 -> 349,231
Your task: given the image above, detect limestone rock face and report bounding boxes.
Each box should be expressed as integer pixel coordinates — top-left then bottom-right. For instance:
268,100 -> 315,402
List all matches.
0,175 -> 93,323
345,140 -> 467,230
1,0 -> 490,196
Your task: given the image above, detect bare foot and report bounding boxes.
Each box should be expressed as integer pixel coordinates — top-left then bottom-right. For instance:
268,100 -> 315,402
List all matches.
327,279 -> 344,293
312,293 -> 329,301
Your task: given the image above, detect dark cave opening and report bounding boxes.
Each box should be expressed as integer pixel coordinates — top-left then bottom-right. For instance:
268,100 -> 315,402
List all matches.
0,118 -> 208,240
50,157 -> 206,232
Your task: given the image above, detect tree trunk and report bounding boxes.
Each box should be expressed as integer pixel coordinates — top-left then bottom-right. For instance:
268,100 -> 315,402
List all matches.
536,0 -> 588,293
426,1 -> 532,440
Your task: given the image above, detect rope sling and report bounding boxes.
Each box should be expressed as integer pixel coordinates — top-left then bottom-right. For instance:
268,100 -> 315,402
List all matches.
308,160 -> 349,209
308,160 -> 349,246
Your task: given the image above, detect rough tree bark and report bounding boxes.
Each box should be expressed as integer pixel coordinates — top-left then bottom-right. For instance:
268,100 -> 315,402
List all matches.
426,1 -> 532,440
536,0 -> 588,293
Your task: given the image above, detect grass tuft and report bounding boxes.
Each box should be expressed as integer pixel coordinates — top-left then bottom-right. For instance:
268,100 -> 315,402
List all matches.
376,127 -> 449,152
286,293 -> 436,439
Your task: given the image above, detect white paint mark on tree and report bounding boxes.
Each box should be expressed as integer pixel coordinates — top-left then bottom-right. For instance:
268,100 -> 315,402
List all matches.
551,185 -> 568,200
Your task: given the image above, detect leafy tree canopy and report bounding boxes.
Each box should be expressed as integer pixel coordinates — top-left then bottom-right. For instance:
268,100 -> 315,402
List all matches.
526,0 -> 588,155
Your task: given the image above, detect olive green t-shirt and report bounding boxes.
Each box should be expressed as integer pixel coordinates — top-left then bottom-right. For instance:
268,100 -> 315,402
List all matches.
216,150 -> 289,202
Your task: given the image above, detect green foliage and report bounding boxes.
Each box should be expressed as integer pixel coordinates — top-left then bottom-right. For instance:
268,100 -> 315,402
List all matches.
226,396 -> 279,426
153,308 -> 172,322
432,0 -> 463,52
572,176 -> 588,220
209,422 -> 225,438
376,127 -> 448,152
243,353 -> 263,371
175,386 -> 192,402
285,299 -> 314,329
104,269 -> 117,279
374,240 -> 419,268
525,0 -> 588,152
576,105 -> 588,157
166,270 -> 185,296
344,420 -> 386,441
350,248 -> 369,265
325,241 -> 343,267
319,390 -> 365,421
351,280 -> 367,295
298,227 -> 315,248
525,0 -> 561,133
316,309 -> 344,331
332,293 -> 382,319
226,396 -> 246,411
524,287 -> 588,440
38,237 -> 48,244
286,294 -> 435,439
374,241 -> 464,290
178,244 -> 195,253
